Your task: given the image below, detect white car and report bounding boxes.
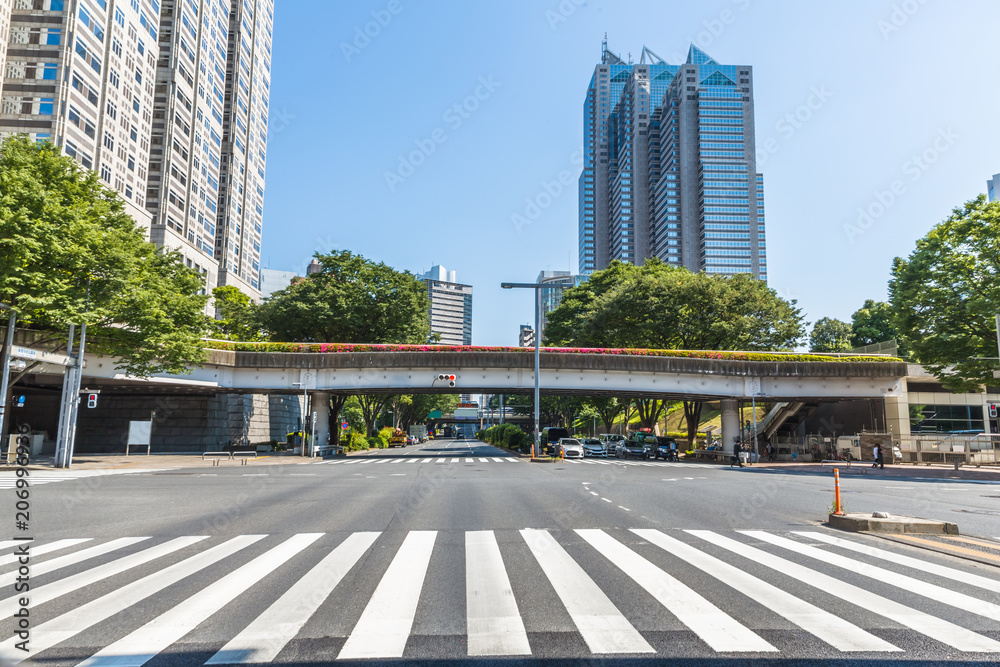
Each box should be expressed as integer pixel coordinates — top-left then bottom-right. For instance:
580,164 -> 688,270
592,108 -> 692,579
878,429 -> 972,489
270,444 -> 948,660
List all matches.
556,438 -> 584,459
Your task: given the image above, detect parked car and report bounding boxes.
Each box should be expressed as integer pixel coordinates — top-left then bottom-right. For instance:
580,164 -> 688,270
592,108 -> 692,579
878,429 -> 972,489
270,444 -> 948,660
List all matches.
556,438 -> 584,459
581,438 -> 607,457
615,439 -> 650,460
654,437 -> 680,461
599,433 -> 625,450
406,435 -> 417,446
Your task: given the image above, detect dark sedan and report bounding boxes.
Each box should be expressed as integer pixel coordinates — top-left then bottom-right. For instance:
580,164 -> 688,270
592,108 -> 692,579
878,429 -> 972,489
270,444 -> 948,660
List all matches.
615,440 -> 650,459
654,437 -> 680,461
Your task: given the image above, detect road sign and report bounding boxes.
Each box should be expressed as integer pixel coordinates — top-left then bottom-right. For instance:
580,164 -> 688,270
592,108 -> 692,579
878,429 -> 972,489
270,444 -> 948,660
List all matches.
341,422 -> 349,430
10,345 -> 74,367
86,393 -> 98,408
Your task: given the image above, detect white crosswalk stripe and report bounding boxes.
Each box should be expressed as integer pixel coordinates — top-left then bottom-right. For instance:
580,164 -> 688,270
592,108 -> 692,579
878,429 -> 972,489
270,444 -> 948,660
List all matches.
2,528 -> 999,663
208,532 -> 379,664
338,530 -> 437,659
0,538 -> 91,568
689,530 -> 1000,652
521,528 -> 653,654
0,468 -> 172,488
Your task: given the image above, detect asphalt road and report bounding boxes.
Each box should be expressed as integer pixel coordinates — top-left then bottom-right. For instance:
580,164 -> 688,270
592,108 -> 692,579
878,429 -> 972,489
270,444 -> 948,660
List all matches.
1,438 -> 999,665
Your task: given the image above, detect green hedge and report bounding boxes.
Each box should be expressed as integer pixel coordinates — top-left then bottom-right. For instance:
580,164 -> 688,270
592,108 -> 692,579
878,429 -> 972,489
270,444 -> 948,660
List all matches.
343,430 -> 369,451
205,340 -> 900,363
481,424 -> 530,451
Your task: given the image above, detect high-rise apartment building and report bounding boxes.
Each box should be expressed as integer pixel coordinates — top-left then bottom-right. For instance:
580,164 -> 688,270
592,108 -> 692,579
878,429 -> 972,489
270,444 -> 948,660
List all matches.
579,40 -> 766,281
214,0 -> 272,296
418,265 -> 473,346
518,324 -> 534,348
0,0 -> 273,301
1,0 -> 161,228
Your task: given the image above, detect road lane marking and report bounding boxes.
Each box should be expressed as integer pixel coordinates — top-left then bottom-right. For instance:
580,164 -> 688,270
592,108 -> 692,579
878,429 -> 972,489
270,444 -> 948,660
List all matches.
0,535 -> 265,663
466,531 -> 531,656
579,530 -> 774,653
688,530 -> 1000,652
634,529 -> 898,652
744,531 -> 1000,624
520,529 -> 652,654
338,531 -> 438,659
78,534 -> 322,667
208,532 -> 379,664
601,498 -> 612,503
452,458 -> 460,463
422,458 -> 433,463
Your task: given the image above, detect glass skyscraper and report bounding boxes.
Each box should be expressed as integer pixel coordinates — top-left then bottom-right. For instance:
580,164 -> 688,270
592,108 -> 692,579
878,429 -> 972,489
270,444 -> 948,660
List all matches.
579,41 -> 766,281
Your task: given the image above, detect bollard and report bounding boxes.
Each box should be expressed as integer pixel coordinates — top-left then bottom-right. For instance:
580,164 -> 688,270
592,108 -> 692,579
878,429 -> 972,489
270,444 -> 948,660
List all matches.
953,459 -> 960,471
832,468 -> 845,516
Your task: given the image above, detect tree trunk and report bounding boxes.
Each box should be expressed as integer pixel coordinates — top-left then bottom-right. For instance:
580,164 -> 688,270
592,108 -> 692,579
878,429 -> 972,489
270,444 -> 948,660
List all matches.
358,394 -> 389,436
682,400 -> 704,448
634,398 -> 664,432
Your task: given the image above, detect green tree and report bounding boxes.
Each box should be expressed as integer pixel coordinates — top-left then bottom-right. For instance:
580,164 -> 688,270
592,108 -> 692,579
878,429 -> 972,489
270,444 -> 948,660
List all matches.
210,285 -> 262,341
260,250 -> 430,344
809,317 -> 854,353
850,299 -> 908,357
544,260 -> 804,447
0,136 -> 209,377
890,195 -> 1000,391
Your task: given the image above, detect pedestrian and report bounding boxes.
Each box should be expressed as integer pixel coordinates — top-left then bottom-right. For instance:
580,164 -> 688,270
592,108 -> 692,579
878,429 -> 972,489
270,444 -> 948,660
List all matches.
872,444 -> 881,469
730,442 -> 745,468
876,443 -> 885,469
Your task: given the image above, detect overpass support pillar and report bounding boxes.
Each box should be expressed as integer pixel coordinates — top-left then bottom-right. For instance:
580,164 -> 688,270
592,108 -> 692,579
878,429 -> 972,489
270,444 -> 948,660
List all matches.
721,399 -> 740,454
314,392 -> 330,455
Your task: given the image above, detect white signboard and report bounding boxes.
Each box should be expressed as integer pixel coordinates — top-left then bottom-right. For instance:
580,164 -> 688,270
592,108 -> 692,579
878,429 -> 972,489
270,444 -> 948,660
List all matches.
127,421 -> 152,446
454,407 -> 479,419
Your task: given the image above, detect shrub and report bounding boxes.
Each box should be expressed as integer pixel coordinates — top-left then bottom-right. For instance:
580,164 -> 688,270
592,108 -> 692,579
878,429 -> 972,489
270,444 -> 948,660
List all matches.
366,436 -> 383,449
343,430 -> 369,451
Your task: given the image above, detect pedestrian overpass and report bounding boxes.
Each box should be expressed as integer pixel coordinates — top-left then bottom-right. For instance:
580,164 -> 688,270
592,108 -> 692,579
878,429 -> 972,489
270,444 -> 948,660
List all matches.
62,344 -> 905,454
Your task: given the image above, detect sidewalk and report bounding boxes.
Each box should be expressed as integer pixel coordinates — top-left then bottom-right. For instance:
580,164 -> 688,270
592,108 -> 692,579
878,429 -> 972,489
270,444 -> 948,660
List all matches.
1,452 -> 321,471
741,460 -> 1000,482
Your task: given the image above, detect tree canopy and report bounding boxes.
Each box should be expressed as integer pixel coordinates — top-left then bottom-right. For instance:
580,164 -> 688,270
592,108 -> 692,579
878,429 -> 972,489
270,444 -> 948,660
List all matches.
543,259 -> 805,445
0,136 -> 209,376
260,250 -> 430,343
889,195 -> 1000,391
809,317 -> 854,353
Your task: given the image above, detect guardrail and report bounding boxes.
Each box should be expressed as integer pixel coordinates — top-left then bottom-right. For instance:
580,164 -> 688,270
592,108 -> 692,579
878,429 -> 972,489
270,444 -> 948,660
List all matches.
202,451 -> 258,466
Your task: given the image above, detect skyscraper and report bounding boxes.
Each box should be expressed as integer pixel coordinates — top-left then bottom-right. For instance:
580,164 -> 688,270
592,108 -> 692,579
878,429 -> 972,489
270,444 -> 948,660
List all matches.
579,40 -> 766,281
537,270 -> 583,341
419,265 -> 473,346
214,0 -> 272,296
1,0 -> 161,228
988,173 -> 1000,202
0,0 -> 273,300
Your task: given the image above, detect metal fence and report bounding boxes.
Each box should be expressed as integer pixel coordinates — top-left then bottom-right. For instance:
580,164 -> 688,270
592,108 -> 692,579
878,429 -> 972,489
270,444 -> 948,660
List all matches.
896,433 -> 1000,467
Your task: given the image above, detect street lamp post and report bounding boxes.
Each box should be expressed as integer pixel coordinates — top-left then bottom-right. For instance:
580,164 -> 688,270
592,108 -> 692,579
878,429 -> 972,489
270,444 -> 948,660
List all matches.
501,280 -> 570,458
0,304 -> 16,450
292,382 -> 308,455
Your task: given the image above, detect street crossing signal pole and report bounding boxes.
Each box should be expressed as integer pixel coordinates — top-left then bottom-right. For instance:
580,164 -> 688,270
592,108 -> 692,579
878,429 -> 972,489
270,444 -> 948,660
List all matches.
0,305 -> 16,451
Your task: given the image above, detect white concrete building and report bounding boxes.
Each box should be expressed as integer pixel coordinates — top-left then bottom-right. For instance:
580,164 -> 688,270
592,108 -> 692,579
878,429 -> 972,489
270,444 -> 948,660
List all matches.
419,264 -> 473,346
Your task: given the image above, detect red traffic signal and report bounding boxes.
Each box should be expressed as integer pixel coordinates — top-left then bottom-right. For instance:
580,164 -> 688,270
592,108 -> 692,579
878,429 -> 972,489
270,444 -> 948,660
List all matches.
436,373 -> 456,387
990,404 -> 998,419
87,393 -> 98,408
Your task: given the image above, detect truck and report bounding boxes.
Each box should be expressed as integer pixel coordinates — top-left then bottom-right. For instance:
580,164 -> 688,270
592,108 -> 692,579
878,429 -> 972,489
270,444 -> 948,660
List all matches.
408,425 -> 427,443
389,428 -> 407,447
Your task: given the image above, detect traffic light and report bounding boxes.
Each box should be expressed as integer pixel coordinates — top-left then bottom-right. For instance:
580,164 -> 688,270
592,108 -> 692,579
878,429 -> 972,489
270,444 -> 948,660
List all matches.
990,404 -> 998,419
87,393 -> 98,409
14,395 -> 25,408
437,373 -> 456,387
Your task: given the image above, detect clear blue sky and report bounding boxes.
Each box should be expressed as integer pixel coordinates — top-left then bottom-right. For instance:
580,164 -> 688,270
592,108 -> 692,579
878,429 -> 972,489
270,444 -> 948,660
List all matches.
262,0 -> 1000,346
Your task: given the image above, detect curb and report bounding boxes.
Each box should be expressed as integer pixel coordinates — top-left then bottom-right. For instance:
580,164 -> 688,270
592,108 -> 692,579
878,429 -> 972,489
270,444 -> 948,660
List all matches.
828,512 -> 958,535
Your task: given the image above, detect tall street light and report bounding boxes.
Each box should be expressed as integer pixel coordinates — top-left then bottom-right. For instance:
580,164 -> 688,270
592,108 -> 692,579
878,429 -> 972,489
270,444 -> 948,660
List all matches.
501,281 -> 568,458
0,303 -> 16,448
